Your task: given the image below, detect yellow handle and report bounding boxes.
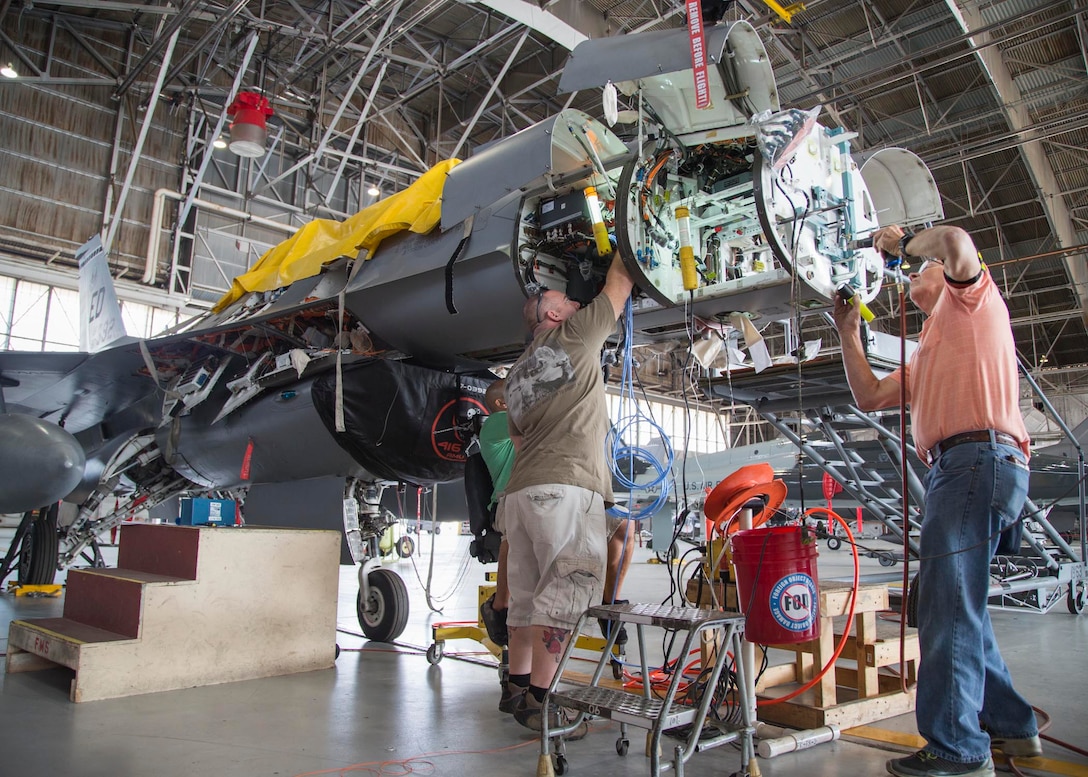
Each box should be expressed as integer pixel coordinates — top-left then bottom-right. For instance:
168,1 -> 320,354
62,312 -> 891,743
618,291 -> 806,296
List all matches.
679,246 -> 698,290
854,297 -> 875,323
592,221 -> 612,257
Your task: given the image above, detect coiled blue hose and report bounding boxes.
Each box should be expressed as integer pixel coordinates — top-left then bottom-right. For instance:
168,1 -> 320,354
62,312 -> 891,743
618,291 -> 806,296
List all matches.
606,299 -> 675,520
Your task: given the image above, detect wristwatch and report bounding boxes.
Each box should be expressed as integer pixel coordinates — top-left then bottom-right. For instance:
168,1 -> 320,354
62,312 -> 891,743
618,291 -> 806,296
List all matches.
898,231 -> 916,258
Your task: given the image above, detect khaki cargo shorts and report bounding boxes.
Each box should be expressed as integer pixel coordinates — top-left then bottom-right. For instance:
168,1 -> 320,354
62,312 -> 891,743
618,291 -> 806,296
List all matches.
503,484 -> 607,629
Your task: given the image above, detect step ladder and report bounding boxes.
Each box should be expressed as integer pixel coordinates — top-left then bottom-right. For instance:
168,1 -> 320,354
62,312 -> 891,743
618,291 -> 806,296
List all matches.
540,602 -> 754,777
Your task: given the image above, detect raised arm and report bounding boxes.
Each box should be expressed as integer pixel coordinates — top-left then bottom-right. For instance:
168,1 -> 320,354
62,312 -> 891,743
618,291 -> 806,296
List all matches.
601,252 -> 635,319
832,293 -> 903,411
874,224 -> 981,282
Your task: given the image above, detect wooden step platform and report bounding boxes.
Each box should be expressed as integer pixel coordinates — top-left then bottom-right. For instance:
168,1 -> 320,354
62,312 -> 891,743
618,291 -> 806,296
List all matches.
755,581 -> 918,729
6,524 -> 340,702
686,576 -> 917,728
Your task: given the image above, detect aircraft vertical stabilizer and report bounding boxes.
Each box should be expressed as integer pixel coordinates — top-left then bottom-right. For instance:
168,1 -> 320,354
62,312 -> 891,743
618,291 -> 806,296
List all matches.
77,235 -> 126,353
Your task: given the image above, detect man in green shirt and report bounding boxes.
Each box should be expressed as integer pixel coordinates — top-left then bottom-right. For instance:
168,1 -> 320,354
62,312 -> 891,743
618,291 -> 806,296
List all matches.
478,380 -> 515,660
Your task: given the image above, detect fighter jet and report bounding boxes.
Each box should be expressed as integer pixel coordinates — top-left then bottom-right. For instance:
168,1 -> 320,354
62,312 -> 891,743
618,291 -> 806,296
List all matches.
0,22 -> 942,640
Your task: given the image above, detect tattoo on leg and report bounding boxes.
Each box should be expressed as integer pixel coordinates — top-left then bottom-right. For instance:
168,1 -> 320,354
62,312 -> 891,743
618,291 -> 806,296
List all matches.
542,627 -> 570,662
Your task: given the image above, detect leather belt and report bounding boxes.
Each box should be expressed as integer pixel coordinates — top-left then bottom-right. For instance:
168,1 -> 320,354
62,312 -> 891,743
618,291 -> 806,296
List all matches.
929,430 -> 1019,463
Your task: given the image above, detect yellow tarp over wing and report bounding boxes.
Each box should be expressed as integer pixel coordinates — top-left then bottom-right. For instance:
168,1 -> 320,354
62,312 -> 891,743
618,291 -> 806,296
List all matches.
213,158 -> 461,312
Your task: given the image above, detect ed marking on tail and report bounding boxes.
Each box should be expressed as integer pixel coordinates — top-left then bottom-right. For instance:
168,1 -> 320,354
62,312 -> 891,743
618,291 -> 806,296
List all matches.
77,235 -> 126,353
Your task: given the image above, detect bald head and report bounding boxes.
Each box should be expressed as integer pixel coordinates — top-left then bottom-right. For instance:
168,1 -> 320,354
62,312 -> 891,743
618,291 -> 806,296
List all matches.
484,379 -> 506,413
523,289 -> 581,335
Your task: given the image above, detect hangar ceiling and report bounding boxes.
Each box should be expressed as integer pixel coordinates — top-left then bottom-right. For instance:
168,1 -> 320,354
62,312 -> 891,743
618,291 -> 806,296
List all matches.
0,0 -> 1086,415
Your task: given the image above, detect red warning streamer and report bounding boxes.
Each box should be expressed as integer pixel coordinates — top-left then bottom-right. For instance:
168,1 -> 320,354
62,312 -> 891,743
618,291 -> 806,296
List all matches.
686,0 -> 711,110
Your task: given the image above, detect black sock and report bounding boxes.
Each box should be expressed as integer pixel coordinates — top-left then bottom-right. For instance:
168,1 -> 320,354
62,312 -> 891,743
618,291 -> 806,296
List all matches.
509,673 -> 530,688
529,685 -> 547,703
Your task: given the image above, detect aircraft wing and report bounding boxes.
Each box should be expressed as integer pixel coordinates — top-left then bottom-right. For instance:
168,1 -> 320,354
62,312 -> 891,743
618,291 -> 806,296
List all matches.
0,347 -> 156,434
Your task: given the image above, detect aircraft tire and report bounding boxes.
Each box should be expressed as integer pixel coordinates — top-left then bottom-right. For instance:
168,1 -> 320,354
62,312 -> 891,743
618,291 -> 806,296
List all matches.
1,510 -> 35,585
357,567 -> 409,642
19,505 -> 59,586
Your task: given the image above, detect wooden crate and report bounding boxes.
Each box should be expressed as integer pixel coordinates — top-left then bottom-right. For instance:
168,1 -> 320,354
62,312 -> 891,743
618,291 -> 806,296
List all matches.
686,577 -> 918,729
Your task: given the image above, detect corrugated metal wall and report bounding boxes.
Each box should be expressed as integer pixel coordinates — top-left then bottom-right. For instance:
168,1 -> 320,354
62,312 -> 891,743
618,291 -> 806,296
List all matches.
0,15 -> 186,278
2,2 -> 494,311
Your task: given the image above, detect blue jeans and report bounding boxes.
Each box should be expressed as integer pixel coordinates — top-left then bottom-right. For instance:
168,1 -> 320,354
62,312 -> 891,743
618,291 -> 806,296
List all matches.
916,441 -> 1037,762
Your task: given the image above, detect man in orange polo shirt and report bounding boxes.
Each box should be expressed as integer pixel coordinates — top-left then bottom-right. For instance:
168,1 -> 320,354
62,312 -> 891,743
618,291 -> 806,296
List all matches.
833,225 -> 1039,777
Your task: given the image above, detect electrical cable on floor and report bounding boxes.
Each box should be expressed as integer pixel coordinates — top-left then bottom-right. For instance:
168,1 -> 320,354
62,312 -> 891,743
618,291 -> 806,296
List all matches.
1006,706 -> 1088,776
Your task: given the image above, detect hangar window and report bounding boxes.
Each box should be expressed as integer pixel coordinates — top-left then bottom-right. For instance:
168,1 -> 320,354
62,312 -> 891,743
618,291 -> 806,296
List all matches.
606,393 -> 728,455
6,279 -> 51,350
0,273 -> 182,352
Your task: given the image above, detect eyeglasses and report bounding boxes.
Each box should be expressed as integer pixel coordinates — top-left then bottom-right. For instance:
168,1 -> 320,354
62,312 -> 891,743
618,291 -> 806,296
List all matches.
917,259 -> 945,274
534,291 -> 546,324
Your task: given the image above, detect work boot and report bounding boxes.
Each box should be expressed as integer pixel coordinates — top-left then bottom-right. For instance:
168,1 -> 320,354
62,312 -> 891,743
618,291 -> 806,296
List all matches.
988,734 -> 1042,758
886,751 -> 994,777
498,681 -> 525,714
513,692 -> 589,741
479,593 -> 509,646
598,599 -> 629,646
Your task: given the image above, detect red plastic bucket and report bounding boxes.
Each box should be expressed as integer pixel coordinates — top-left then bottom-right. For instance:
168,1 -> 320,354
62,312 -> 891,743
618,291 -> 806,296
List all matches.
731,525 -> 820,644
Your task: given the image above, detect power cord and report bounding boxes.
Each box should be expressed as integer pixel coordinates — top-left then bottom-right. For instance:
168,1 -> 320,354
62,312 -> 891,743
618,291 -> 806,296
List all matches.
605,298 -> 675,521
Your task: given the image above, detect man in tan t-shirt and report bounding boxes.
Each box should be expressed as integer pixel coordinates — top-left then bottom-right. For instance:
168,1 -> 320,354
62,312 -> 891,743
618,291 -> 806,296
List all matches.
500,251 -> 634,737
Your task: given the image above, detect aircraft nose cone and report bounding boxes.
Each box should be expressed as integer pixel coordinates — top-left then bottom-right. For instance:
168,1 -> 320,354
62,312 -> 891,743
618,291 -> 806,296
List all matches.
0,414 -> 86,513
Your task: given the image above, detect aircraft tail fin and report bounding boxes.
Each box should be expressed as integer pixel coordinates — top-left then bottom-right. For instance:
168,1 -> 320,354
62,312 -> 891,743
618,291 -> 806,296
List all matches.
77,235 -> 127,353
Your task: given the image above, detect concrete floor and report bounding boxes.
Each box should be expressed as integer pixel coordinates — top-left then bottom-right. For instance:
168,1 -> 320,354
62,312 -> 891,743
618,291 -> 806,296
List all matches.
0,526 -> 1085,777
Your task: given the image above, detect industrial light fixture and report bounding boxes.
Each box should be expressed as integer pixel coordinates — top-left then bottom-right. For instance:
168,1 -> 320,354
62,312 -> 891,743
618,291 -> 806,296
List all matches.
367,184 -> 380,197
0,63 -> 17,79
212,136 -> 228,150
226,91 -> 273,158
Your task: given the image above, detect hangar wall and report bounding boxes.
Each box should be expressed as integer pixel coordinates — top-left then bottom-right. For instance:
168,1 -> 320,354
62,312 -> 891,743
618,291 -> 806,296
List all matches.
0,15 -> 184,277
0,10 -> 433,305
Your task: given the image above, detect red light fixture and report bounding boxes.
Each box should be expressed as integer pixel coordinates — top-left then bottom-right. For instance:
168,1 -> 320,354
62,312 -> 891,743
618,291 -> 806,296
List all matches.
226,91 -> 273,158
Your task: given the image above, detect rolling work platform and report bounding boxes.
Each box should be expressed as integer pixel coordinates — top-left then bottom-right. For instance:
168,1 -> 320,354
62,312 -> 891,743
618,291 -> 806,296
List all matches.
539,603 -> 754,777
702,326 -> 1087,615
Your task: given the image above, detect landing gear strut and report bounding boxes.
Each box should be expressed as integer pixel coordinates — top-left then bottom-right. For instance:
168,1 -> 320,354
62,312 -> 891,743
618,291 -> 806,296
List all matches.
345,478 -> 411,642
